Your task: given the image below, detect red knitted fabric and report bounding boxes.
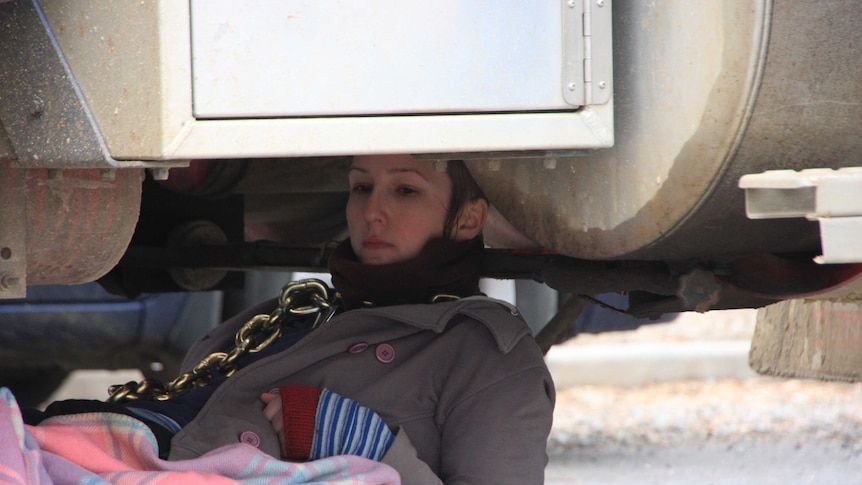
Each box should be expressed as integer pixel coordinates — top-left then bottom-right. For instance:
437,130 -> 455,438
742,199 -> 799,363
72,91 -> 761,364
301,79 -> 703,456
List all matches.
280,385 -> 323,460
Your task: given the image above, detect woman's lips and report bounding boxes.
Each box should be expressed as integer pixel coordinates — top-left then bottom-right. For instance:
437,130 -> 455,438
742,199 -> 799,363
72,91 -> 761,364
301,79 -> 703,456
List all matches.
363,239 -> 392,250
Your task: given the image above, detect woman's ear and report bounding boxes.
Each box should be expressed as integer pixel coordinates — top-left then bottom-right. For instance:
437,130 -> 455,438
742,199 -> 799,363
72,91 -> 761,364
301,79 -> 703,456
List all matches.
453,198 -> 489,241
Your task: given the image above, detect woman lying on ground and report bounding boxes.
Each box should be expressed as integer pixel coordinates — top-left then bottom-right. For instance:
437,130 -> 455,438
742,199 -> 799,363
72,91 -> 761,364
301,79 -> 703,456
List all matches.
28,155 -> 555,485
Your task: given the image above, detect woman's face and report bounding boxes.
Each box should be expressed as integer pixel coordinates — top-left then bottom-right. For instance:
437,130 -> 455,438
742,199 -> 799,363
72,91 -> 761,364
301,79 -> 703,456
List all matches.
347,154 -> 452,265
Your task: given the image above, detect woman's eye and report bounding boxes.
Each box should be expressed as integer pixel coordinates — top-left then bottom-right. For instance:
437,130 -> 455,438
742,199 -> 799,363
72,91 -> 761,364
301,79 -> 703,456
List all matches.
397,186 -> 417,196
351,183 -> 372,193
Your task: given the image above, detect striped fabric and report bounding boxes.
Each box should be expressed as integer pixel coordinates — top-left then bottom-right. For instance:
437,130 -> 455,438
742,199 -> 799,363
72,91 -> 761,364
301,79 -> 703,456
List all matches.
311,389 -> 395,461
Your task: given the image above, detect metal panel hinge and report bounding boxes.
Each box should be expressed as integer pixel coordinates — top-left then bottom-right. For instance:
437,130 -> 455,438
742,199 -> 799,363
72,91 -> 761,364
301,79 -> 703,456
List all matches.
583,0 -> 594,104
563,0 -> 612,107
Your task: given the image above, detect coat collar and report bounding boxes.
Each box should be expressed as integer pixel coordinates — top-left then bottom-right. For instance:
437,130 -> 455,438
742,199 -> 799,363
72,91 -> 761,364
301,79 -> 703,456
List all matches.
341,296 -> 532,354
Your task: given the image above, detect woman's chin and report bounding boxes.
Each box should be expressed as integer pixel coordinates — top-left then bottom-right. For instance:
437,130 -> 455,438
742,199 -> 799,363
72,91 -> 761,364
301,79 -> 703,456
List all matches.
360,252 -> 395,265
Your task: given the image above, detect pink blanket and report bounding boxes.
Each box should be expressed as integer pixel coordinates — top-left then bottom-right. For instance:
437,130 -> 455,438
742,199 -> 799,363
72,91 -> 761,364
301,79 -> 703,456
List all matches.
0,388 -> 400,485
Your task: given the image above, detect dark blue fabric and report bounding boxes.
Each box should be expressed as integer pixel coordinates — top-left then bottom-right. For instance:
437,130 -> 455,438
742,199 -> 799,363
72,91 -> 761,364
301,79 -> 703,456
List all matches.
24,399 -> 177,459
125,326 -> 312,427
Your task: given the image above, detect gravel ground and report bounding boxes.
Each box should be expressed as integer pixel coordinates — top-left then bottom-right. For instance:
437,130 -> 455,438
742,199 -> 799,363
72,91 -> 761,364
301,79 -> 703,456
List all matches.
549,377 -> 862,452
545,309 -> 862,483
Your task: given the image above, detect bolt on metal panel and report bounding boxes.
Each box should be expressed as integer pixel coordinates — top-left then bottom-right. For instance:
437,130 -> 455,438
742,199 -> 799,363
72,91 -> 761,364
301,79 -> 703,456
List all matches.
0,0 -> 116,168
0,162 -> 27,298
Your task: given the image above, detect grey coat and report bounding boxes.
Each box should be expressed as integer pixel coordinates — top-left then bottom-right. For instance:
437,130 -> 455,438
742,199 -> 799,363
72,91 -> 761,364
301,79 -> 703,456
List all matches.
168,295 -> 555,485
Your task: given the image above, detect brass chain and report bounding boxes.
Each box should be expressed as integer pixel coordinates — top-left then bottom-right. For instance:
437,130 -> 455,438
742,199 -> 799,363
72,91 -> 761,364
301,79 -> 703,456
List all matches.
107,279 -> 336,403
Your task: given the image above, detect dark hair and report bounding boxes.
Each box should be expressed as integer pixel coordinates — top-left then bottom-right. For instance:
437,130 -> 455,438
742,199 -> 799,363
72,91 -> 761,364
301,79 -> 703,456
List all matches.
443,160 -> 487,239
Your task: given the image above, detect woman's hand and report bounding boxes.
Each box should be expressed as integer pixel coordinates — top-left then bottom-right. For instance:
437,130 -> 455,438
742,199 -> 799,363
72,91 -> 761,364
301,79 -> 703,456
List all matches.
260,391 -> 286,454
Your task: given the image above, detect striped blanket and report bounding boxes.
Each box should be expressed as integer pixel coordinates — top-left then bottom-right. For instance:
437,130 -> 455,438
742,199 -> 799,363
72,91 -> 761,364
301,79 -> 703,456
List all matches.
0,388 -> 399,485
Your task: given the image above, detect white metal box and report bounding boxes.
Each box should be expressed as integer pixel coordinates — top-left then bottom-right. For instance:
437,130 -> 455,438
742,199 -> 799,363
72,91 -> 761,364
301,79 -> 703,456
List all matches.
42,0 -> 613,161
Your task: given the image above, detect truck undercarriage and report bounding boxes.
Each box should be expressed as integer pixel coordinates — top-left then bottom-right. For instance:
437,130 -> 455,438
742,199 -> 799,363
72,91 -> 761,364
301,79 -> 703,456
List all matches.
1,0 -> 861,380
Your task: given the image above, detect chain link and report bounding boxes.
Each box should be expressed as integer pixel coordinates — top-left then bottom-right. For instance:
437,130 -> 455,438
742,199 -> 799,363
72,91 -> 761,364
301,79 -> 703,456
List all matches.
107,279 -> 336,403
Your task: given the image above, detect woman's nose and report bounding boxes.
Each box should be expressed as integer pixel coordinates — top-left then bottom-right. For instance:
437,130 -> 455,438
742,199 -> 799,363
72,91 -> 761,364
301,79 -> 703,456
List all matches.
364,189 -> 387,223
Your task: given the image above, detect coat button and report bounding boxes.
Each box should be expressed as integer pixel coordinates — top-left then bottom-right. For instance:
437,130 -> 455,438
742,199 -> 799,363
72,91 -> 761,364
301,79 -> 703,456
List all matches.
375,343 -> 395,363
240,431 -> 261,448
348,342 -> 369,354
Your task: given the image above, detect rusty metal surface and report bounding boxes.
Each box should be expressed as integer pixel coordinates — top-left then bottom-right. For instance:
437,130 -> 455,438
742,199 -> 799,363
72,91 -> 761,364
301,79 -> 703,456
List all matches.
0,0 -> 187,168
0,0 -> 116,168
0,0 -> 148,294
0,125 -> 14,162
0,162 -> 28,297
38,0 -> 186,160
24,167 -> 144,286
468,1 -> 768,259
648,0 -> 862,261
469,0 -> 862,261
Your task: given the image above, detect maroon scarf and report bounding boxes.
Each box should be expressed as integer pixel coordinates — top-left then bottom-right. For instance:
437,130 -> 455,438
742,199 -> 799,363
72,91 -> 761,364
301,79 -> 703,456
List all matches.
328,237 -> 484,310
